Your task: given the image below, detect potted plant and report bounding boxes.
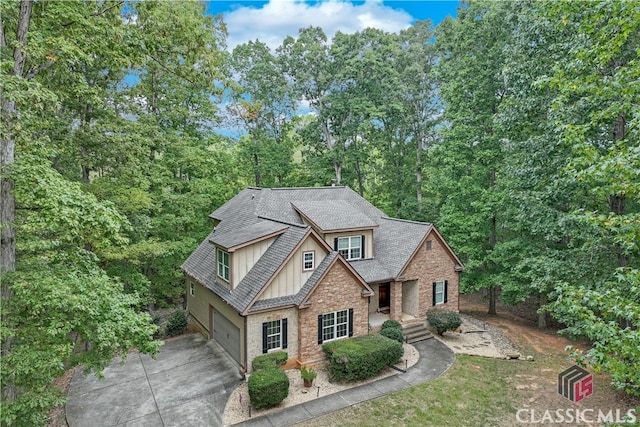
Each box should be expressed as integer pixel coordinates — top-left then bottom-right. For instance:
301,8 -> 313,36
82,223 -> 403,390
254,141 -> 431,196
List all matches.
300,366 -> 317,387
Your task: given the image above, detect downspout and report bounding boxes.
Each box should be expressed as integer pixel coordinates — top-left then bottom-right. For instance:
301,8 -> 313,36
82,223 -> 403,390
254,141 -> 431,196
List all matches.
243,315 -> 248,377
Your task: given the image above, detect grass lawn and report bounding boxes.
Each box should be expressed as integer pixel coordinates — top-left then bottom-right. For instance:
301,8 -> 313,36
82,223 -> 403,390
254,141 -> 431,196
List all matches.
294,305 -> 640,427
294,355 -> 522,427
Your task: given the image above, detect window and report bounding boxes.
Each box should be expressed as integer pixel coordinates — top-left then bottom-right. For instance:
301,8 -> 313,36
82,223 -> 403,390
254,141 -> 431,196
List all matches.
336,236 -> 363,260
217,248 -> 230,281
262,319 -> 288,353
432,280 -> 448,305
189,282 -> 195,296
317,309 -> 353,343
426,240 -> 432,251
303,251 -> 315,271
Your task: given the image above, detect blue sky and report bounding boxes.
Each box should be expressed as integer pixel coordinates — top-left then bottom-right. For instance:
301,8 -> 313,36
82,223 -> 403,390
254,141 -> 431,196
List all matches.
204,0 -> 460,49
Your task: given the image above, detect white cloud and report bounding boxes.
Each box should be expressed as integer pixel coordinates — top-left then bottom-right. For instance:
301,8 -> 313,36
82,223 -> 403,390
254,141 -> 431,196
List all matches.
223,0 -> 413,50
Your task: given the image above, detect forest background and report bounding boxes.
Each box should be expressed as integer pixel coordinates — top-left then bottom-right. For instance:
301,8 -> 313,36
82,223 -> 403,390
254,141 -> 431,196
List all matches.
1,1 -> 638,425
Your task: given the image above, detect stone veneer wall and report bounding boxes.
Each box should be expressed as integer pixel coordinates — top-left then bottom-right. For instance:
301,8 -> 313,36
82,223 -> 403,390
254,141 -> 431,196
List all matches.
297,261 -> 369,365
246,307 -> 299,373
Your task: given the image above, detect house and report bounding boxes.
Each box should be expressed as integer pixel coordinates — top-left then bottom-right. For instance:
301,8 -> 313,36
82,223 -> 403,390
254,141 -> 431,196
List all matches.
181,186 -> 464,372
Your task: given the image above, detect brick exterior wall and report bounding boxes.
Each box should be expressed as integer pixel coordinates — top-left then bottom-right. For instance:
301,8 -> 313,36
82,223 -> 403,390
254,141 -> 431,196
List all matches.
297,260 -> 369,365
400,230 -> 460,318
390,280 -> 403,321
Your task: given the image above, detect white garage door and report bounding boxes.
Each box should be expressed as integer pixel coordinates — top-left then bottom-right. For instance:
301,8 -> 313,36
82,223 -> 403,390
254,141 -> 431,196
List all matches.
213,310 -> 241,364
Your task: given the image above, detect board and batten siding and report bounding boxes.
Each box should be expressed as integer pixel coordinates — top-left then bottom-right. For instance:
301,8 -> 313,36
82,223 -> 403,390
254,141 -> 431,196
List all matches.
185,278 -> 246,366
324,229 -> 373,259
232,237 -> 275,289
259,237 -> 327,300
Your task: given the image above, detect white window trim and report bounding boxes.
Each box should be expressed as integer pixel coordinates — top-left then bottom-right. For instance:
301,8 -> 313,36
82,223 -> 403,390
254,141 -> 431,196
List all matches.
303,251 -> 315,271
434,280 -> 445,305
266,320 -> 282,352
337,236 -> 362,260
217,248 -> 230,282
322,309 -> 349,342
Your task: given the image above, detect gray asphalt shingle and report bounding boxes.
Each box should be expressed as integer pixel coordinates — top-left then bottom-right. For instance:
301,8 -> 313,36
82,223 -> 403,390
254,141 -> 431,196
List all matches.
291,200 -> 378,231
184,186 -> 436,313
210,220 -> 288,250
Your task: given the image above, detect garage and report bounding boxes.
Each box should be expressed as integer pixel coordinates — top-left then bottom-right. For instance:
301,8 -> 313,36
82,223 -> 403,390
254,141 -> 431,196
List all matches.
212,308 -> 241,365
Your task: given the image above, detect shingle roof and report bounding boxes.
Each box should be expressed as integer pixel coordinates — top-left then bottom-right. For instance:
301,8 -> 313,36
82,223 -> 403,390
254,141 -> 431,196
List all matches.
346,217 -> 433,283
182,225 -> 310,313
185,186 -> 440,313
182,230 -> 233,300
291,200 -> 378,231
210,220 -> 287,251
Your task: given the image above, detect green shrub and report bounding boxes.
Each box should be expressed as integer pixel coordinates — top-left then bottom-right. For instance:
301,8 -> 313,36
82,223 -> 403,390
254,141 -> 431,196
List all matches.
248,368 -> 289,409
427,309 -> 461,336
165,310 -> 187,337
251,351 -> 288,371
323,335 -> 403,381
380,326 -> 404,343
381,319 -> 402,330
380,319 -> 404,343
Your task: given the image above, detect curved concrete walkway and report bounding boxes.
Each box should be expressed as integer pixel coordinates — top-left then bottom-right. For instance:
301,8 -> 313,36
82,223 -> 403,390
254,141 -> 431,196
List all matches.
234,338 -> 455,427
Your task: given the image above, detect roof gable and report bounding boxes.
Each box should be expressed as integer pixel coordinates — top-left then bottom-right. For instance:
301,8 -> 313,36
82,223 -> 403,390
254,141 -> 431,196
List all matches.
241,228 -> 331,314
210,220 -> 287,252
297,252 -> 374,308
397,225 -> 466,279
291,200 -> 378,232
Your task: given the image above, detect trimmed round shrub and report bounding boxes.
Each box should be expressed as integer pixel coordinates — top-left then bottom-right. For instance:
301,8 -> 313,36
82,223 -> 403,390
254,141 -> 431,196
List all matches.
427,309 -> 461,336
251,351 -> 288,371
248,368 -> 289,409
380,326 -> 404,343
323,335 -> 403,381
165,310 -> 188,337
381,319 -> 402,330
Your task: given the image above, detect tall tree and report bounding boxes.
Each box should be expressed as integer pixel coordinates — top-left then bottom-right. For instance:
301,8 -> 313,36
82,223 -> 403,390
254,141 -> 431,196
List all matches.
1,1 -> 161,424
280,27 -> 350,185
226,40 -> 296,186
540,0 -> 640,396
434,1 -> 515,314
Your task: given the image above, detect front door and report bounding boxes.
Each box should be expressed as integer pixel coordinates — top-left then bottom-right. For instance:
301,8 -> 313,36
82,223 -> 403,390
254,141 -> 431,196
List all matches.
378,283 -> 390,309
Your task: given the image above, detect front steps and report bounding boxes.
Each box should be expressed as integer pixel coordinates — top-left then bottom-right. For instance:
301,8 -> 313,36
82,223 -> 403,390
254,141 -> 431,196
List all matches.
402,319 -> 433,344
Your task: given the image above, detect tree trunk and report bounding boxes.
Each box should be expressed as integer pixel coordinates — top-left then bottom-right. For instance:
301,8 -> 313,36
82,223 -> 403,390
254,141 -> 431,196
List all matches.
355,156 -> 364,196
333,159 -> 342,185
537,294 -> 547,329
253,152 -> 260,187
487,169 -> 498,315
488,286 -> 497,315
416,131 -> 423,214
1,0 -> 34,404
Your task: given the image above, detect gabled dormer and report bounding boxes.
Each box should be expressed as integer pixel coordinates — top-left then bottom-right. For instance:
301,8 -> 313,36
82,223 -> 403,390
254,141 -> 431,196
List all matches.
291,200 -> 377,260
209,220 -> 288,289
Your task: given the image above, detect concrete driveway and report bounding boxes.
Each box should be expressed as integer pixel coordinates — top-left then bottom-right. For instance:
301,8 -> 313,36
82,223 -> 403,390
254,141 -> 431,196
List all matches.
66,333 -> 243,427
